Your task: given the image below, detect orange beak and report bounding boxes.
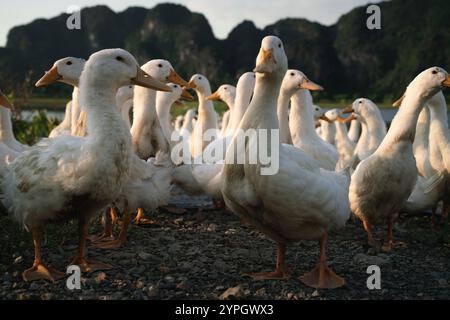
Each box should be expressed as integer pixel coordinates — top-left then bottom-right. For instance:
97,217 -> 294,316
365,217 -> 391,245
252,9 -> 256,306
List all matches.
392,94 -> 405,108
181,88 -> 194,101
131,67 -> 172,92
206,90 -> 221,101
167,69 -> 188,87
0,91 -> 13,109
442,74 -> 450,87
300,78 -> 324,91
187,79 -> 197,89
35,65 -> 62,87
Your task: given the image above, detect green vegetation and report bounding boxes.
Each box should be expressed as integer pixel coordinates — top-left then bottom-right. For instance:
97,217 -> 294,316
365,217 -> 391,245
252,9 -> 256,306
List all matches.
13,111 -> 59,145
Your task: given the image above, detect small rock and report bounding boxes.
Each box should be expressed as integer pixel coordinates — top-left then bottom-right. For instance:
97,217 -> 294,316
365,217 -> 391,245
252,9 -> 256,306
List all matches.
146,285 -> 159,298
311,290 -> 320,297
207,224 -> 218,232
95,272 -> 107,284
135,280 -> 145,289
14,256 -> 23,264
219,285 -> 245,300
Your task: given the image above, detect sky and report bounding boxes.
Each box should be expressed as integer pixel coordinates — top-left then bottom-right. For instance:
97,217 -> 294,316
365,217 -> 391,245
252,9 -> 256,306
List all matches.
0,0 -> 375,46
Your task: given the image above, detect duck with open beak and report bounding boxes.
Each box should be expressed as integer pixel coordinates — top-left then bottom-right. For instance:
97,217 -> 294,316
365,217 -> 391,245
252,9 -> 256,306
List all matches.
0,90 -> 13,109
338,105 -> 358,123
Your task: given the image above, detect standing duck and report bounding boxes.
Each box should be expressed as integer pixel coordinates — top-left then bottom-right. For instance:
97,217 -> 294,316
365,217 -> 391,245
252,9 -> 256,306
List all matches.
349,67 -> 450,252
343,98 -> 386,161
222,36 -> 350,289
0,49 -> 171,281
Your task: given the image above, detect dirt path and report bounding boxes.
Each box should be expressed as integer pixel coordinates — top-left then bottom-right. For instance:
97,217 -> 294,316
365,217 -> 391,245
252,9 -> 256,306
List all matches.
0,188 -> 449,300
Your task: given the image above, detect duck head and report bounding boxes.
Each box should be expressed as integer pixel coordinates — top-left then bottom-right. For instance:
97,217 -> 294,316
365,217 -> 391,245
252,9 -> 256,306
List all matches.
187,74 -> 211,95
281,69 -> 323,97
140,59 -> 187,86
254,36 -> 288,76
393,67 -> 450,107
36,57 -> 85,87
81,48 -> 172,92
207,84 -> 236,106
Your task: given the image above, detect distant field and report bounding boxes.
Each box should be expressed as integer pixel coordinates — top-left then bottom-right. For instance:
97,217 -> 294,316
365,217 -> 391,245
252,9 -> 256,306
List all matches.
13,97 -> 450,117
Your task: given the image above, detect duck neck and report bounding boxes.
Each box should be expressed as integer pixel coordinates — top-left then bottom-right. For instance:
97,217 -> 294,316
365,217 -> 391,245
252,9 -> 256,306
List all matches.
240,73 -> 281,132
377,92 -> 424,152
156,98 -> 174,141
277,88 -> 292,144
348,119 -> 360,139
196,88 -> 216,124
289,89 -> 317,141
81,80 -> 131,147
229,91 -> 251,134
429,95 -> 450,163
131,87 -> 157,134
335,121 -> 349,140
413,107 -> 430,154
70,87 -> 81,134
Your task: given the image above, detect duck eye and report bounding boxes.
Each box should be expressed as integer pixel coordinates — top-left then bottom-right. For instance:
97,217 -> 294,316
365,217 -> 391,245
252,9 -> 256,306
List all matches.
359,100 -> 362,104
278,43 -> 282,48
173,85 -> 178,88
224,87 -> 227,90
198,77 -> 202,80
66,61 -> 72,65
158,64 -> 163,68
290,72 -> 295,76
116,56 -> 124,62
432,70 -> 438,74
129,86 -> 132,89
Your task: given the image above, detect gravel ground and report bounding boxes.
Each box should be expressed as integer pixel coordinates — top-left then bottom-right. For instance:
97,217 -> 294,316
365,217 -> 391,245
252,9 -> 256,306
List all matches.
0,187 -> 449,300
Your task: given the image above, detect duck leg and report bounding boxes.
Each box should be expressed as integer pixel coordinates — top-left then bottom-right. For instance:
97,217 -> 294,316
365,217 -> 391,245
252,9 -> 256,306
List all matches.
133,207 -> 158,226
382,215 -> 406,252
89,207 -> 115,243
93,212 -> 131,249
363,219 -> 380,250
22,228 -> 65,282
244,243 -> 290,280
71,219 -> 112,273
299,232 -> 345,289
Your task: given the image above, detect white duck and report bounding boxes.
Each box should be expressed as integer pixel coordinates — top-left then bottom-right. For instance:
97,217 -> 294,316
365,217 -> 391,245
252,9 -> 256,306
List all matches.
0,92 -> 26,154
36,57 -> 86,138
222,36 -> 350,289
403,104 -> 445,217
324,108 -> 356,169
187,74 -> 218,158
349,67 -> 450,252
130,59 -> 187,159
319,117 -> 336,145
188,73 -> 255,203
156,83 -> 193,148
0,91 -> 20,164
343,98 -> 386,161
0,49 -> 171,281
286,70 -> 339,170
208,84 -> 236,137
